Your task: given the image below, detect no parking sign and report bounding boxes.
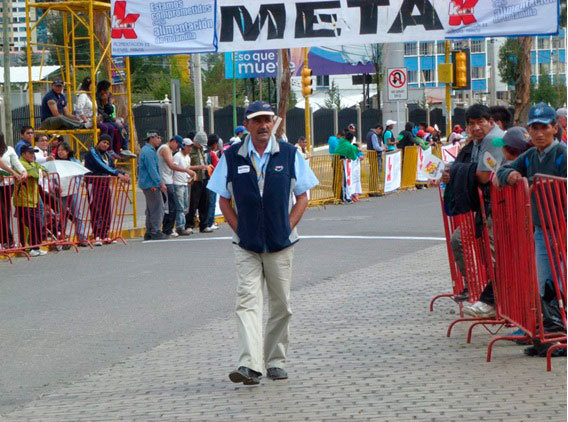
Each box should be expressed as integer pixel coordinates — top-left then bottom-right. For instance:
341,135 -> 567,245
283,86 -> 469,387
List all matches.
387,68 -> 408,101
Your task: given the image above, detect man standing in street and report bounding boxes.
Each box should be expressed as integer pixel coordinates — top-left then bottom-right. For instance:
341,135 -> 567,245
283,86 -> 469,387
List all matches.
158,135 -> 196,237
172,138 -> 195,236
139,132 -> 167,241
208,101 -> 319,385
186,131 -> 211,233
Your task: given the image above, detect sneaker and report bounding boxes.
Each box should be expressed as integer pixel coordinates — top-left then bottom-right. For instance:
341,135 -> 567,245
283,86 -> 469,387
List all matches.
200,227 -> 214,233
168,232 -> 179,238
103,238 -> 117,244
463,301 -> 496,318
144,233 -> 151,241
29,249 -> 47,257
120,149 -> 137,158
93,238 -> 103,247
176,228 -> 193,236
78,241 -> 90,247
210,224 -> 219,230
149,232 -> 168,240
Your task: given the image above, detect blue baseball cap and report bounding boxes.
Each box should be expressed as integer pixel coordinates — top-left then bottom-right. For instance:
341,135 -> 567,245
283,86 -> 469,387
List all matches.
527,103 -> 556,126
245,101 -> 275,120
171,135 -> 183,147
235,125 -> 245,135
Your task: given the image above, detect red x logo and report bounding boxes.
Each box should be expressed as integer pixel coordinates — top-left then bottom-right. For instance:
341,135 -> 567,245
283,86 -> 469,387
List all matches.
111,1 -> 140,39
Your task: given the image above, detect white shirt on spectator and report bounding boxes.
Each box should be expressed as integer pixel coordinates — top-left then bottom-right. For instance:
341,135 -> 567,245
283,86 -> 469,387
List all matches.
75,92 -> 93,120
172,151 -> 191,185
34,148 -> 49,164
1,146 -> 25,186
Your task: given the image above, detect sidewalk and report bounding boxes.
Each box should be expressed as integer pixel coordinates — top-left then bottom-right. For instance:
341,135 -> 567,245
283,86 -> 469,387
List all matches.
3,244 -> 566,421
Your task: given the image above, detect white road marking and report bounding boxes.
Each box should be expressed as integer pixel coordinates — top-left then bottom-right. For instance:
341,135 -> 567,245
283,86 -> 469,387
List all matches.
143,235 -> 445,244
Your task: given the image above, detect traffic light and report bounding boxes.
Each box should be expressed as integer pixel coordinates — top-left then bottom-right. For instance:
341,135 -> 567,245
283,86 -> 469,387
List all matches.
301,67 -> 313,97
451,49 -> 471,90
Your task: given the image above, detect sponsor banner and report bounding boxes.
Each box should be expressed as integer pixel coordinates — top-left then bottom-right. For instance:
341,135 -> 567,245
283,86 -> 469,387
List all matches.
384,151 -> 402,193
417,149 -> 445,181
225,46 -> 374,79
110,0 -> 217,56
216,0 -> 558,52
441,144 -> 459,163
416,147 -> 432,182
342,158 -> 362,199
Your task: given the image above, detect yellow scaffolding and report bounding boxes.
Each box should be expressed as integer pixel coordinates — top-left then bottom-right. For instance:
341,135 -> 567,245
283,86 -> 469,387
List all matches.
25,0 -> 137,227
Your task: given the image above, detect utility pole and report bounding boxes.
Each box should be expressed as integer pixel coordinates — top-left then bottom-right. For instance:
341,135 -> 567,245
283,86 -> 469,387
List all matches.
2,0 -> 13,143
489,38 -> 497,106
445,40 -> 452,138
192,54 -> 204,132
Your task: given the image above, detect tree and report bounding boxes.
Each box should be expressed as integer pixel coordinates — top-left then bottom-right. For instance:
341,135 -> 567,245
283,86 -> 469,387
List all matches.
324,80 -> 342,109
275,49 -> 291,139
498,38 -> 522,103
531,76 -> 567,109
513,37 -> 533,124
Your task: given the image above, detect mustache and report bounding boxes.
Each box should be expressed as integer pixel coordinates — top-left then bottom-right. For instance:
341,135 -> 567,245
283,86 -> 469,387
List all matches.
257,129 -> 269,134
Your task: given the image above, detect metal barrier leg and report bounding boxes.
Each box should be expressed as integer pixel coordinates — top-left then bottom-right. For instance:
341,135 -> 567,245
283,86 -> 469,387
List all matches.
429,293 -> 454,312
546,343 -> 567,371
486,335 -> 531,362
466,319 -> 505,343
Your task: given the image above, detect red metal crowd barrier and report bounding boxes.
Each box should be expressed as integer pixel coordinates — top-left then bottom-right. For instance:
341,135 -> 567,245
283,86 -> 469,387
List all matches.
532,174 -> 567,368
487,179 -> 566,371
433,187 -> 502,340
1,174 -> 129,263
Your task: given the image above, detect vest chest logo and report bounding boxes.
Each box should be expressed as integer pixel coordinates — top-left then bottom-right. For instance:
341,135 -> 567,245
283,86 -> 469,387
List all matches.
274,165 -> 284,172
238,165 -> 250,174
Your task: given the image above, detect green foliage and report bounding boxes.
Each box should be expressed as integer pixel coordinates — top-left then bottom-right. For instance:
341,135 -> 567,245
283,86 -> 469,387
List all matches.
498,38 -> 522,88
324,80 -> 342,109
531,75 -> 567,108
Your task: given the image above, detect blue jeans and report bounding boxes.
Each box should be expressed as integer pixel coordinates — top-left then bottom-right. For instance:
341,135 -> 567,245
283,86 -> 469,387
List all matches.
174,185 -> 189,230
534,226 -> 564,297
207,190 -> 217,227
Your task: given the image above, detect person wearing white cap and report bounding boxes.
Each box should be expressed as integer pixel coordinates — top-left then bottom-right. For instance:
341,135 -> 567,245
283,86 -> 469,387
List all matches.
172,138 -> 195,235
384,120 -> 397,151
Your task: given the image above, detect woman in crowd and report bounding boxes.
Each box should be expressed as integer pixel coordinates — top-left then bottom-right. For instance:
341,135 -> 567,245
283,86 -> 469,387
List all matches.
56,142 -> 88,246
0,132 -> 27,249
34,134 -> 53,164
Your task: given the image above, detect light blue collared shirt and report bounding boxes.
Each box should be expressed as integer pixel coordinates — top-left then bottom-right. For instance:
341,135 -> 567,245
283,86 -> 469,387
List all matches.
207,136 -> 319,199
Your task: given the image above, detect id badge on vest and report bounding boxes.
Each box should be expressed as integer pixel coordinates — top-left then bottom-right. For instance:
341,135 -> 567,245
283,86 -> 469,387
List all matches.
250,155 -> 266,197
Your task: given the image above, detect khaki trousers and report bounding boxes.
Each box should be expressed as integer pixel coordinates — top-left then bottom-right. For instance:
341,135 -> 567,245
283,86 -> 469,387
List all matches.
233,244 -> 294,374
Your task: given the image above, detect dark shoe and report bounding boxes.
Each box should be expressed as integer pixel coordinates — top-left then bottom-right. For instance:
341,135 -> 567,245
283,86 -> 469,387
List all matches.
144,233 -> 151,241
452,288 -> 469,303
229,366 -> 261,385
78,241 -> 90,247
149,232 -> 168,240
266,367 -> 288,380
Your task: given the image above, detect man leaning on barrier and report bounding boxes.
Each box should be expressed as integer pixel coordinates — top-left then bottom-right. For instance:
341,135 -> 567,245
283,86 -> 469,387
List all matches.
441,104 -> 504,318
496,103 -> 567,357
365,124 -> 384,172
84,135 -> 130,246
208,101 -> 318,385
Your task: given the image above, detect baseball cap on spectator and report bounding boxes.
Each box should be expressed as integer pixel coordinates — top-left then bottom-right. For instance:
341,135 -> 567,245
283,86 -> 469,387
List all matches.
453,124 -> 463,132
245,101 -> 274,120
426,126 -> 435,133
492,126 -> 531,152
99,134 -> 112,143
235,125 -> 246,135
52,79 -> 64,86
527,103 -> 556,126
193,131 -> 208,146
385,119 -> 396,126
416,130 -> 427,138
182,138 -> 193,146
171,135 -> 183,148
144,131 -> 160,142
348,123 -> 356,130
20,144 -> 35,154
557,108 -> 567,119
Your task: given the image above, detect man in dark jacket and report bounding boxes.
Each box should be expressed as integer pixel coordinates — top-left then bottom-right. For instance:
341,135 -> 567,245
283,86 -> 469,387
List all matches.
84,135 -> 129,245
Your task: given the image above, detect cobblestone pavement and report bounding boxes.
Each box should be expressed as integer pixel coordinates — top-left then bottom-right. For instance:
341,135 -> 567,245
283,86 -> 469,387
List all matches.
3,244 -> 566,421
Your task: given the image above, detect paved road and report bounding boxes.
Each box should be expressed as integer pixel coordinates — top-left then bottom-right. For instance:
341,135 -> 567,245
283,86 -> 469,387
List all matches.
1,188 -> 565,420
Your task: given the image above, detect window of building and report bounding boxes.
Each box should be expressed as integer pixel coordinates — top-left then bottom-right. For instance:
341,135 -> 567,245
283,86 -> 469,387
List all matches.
408,70 -> 418,83
552,36 -> 564,49
471,40 -> 485,53
539,62 -> 550,75
553,60 -> 566,74
436,41 -> 446,54
421,69 -> 434,83
452,40 -> 469,50
472,66 -> 485,79
316,75 -> 329,87
537,37 -> 551,50
404,42 -> 417,56
420,42 -> 434,56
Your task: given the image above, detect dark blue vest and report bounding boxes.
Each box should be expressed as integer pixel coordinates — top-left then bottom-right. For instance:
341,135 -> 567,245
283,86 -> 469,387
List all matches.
225,140 -> 297,253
